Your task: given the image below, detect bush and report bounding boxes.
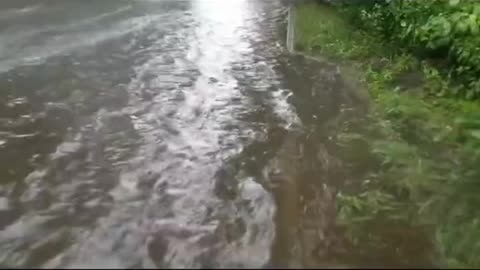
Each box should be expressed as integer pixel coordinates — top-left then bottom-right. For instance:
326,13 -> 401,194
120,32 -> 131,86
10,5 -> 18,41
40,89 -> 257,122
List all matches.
347,0 -> 480,99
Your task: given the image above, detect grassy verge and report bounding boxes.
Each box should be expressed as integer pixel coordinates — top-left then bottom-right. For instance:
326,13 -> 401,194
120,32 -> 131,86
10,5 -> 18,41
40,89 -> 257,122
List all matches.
295,2 -> 480,268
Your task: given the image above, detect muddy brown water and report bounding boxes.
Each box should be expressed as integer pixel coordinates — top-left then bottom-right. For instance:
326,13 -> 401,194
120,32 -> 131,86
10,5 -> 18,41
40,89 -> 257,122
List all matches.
0,0 -> 436,268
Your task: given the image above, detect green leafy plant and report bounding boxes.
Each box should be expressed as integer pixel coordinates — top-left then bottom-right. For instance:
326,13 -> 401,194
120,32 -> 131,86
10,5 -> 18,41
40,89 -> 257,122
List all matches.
346,0 -> 480,99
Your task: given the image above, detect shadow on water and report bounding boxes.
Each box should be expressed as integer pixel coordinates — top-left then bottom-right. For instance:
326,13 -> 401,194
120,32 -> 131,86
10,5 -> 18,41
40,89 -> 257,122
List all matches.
266,54 -> 364,268
215,51 -> 436,268
209,49 -> 366,267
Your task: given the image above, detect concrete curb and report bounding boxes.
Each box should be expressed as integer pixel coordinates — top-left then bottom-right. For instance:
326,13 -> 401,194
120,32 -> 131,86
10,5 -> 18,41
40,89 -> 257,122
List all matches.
286,5 -> 296,53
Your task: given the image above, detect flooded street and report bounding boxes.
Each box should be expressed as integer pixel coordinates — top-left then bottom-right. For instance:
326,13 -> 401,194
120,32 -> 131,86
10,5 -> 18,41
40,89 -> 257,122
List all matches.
0,0 -> 370,268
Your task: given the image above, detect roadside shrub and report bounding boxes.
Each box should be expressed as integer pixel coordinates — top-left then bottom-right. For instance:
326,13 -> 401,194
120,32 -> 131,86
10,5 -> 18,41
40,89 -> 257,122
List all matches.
347,0 -> 480,99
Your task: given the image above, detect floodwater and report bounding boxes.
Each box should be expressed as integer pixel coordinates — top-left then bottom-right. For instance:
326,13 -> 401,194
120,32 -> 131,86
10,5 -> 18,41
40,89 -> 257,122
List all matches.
0,0 -> 435,268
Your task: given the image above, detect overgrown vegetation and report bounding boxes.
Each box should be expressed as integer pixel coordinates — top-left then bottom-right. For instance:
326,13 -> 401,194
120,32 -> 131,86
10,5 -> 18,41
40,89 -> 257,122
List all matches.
295,2 -> 480,268
346,0 -> 480,100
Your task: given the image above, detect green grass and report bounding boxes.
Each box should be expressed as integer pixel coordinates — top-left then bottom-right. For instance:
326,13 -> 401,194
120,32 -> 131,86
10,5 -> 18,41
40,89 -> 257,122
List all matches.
295,2 -> 480,268
294,4 -> 378,59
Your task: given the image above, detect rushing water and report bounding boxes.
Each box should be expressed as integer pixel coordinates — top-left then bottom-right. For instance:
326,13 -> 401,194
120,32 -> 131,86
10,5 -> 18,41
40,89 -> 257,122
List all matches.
0,0 -> 432,268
